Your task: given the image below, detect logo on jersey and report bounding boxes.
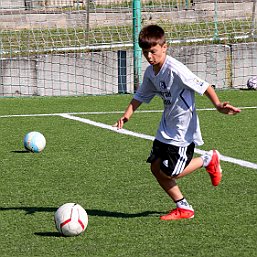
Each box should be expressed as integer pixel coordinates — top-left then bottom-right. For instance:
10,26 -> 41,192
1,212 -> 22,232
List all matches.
159,81 -> 166,90
194,78 -> 205,87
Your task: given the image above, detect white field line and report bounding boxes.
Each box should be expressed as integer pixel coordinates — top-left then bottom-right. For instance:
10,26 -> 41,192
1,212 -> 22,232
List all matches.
59,113 -> 257,170
0,107 -> 256,169
0,106 -> 256,118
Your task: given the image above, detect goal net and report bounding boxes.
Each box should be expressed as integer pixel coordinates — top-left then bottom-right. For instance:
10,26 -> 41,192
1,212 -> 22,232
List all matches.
0,0 -> 256,96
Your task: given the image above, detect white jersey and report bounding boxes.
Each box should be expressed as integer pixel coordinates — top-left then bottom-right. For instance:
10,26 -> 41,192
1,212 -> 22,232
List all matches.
134,55 -> 209,147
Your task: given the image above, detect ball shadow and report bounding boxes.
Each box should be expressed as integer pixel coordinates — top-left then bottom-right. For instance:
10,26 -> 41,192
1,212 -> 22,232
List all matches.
34,232 -> 62,237
11,150 -> 31,153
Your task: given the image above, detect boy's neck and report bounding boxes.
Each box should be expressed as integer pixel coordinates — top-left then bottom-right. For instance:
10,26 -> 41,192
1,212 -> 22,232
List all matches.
153,55 -> 167,75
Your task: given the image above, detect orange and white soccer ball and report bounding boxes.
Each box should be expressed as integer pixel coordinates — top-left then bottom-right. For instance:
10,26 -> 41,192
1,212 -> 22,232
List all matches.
54,203 -> 88,237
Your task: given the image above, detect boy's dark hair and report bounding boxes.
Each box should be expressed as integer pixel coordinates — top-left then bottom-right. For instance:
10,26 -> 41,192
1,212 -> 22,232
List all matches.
138,25 -> 166,49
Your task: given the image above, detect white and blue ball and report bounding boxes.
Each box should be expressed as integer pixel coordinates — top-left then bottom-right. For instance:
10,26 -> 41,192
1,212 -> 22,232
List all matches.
247,76 -> 257,90
23,131 -> 46,153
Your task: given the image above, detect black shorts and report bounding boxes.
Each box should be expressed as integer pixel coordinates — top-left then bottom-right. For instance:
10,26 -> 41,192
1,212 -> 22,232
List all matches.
147,139 -> 195,177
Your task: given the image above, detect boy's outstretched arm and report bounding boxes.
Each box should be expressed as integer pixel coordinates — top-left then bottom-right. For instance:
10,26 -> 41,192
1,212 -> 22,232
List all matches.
204,85 -> 241,115
113,98 -> 142,129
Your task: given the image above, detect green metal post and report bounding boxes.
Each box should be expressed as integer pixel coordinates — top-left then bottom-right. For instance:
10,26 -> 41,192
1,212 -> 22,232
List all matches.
213,0 -> 219,41
185,0 -> 189,9
86,0 -> 90,44
133,0 -> 142,91
251,0 -> 257,37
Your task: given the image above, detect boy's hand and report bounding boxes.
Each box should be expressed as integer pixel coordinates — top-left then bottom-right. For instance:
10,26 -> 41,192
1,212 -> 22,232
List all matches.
216,102 -> 241,115
113,117 -> 128,129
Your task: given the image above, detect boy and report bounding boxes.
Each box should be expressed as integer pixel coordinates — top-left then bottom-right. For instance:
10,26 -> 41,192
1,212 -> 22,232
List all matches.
114,25 -> 240,220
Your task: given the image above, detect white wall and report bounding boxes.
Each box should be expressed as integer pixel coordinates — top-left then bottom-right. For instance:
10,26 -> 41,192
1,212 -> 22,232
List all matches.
1,43 -> 256,96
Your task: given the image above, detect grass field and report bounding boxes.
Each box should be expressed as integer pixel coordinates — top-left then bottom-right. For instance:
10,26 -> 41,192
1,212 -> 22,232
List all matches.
0,90 -> 256,257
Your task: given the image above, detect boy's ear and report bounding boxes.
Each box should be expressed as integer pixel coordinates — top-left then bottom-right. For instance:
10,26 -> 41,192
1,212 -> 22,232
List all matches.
162,43 -> 168,52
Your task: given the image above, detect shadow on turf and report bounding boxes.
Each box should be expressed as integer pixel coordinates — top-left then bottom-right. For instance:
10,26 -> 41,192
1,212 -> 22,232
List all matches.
11,150 -> 31,153
34,232 -> 62,237
1,207 -> 162,238
87,209 -> 162,218
0,206 -> 162,218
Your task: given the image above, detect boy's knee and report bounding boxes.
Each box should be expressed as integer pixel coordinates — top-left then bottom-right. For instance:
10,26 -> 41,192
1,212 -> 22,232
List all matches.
150,162 -> 175,181
150,159 -> 160,175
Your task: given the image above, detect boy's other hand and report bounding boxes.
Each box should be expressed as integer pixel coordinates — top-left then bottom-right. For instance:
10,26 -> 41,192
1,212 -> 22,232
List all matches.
113,117 -> 128,129
216,102 -> 241,115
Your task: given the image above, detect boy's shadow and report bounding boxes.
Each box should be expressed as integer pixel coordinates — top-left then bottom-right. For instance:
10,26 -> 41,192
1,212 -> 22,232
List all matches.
0,206 -> 162,237
0,206 -> 162,218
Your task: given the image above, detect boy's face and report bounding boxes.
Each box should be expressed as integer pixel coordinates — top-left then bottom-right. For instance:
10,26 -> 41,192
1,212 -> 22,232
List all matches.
142,43 -> 167,67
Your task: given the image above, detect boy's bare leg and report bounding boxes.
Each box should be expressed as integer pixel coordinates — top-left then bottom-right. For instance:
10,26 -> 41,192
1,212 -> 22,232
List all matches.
176,157 -> 204,178
151,158 -> 201,220
150,159 -> 183,201
150,157 -> 203,201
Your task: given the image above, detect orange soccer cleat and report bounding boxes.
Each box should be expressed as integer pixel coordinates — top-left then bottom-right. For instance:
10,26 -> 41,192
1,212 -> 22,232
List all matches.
160,208 -> 194,221
205,149 -> 222,186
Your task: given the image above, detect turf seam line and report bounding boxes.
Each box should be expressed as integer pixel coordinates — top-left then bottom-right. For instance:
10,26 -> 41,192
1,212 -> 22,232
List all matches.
0,106 -> 256,118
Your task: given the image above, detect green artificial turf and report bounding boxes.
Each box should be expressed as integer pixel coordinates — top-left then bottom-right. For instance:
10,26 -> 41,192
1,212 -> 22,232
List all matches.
0,90 -> 256,256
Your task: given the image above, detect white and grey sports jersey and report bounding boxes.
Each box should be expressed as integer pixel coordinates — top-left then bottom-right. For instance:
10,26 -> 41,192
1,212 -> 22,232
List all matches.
134,55 -> 209,147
